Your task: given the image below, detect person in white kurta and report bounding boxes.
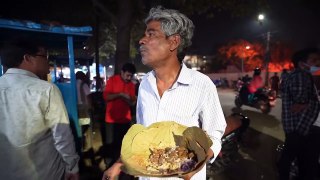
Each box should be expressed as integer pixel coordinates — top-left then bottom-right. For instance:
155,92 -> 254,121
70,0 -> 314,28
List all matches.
103,6 -> 226,180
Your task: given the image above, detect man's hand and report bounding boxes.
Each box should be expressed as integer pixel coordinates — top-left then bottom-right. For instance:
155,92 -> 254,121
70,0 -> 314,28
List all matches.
180,160 -> 206,180
65,172 -> 79,180
180,149 -> 214,180
102,161 -> 123,180
119,93 -> 130,100
119,93 -> 136,106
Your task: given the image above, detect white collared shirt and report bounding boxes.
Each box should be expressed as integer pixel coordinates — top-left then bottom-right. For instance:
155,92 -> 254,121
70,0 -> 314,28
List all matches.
136,64 -> 226,180
0,68 -> 79,180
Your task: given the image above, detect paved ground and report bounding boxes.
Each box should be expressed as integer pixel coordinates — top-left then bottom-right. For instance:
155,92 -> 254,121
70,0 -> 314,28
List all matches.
210,128 -> 282,180
79,88 -> 285,180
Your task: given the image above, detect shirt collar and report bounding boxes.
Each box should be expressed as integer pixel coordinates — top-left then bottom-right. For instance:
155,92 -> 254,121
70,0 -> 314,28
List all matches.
147,63 -> 192,85
176,63 -> 192,85
5,68 -> 39,79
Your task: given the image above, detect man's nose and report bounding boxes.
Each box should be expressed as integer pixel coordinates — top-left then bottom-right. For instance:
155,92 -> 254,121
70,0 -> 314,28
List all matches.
139,37 -> 146,45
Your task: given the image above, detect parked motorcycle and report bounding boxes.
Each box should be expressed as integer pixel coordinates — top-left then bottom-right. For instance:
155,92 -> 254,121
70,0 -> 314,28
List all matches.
235,85 -> 276,114
207,113 -> 250,176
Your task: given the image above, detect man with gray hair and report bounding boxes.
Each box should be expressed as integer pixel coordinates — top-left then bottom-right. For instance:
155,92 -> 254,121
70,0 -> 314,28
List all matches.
103,6 -> 226,180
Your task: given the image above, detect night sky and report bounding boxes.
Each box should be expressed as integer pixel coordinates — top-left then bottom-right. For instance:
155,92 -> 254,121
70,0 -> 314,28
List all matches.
1,0 -> 320,55
191,0 -> 320,54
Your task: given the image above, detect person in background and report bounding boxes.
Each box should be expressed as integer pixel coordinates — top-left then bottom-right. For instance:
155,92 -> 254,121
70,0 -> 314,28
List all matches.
236,77 -> 244,91
58,71 -> 65,83
278,48 -> 320,180
0,38 -> 79,180
103,63 -> 136,168
76,71 -> 92,151
241,74 -> 251,85
103,6 -> 226,180
269,72 -> 280,97
248,68 -> 263,94
91,76 -> 105,92
279,68 -> 289,96
247,67 -> 263,102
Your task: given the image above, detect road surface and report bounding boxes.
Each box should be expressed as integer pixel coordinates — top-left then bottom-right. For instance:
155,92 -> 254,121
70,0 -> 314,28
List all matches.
209,88 -> 285,180
217,88 -> 284,141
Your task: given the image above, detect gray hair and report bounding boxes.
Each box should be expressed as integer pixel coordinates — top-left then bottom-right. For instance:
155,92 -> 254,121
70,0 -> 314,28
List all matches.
145,6 -> 194,53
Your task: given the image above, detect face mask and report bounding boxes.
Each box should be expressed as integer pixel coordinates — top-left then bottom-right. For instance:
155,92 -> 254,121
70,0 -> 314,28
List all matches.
303,62 -> 320,73
310,66 -> 320,74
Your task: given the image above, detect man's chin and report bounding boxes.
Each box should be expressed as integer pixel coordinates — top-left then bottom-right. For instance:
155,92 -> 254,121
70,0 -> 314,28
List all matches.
141,58 -> 147,65
141,58 -> 153,67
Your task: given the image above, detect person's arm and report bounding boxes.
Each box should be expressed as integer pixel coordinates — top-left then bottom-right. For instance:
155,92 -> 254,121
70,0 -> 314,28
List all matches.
105,93 -> 129,101
128,83 -> 137,106
103,77 -> 133,104
182,81 -> 226,180
45,85 -> 80,177
181,149 -> 213,180
106,84 -> 136,106
102,158 -> 123,180
200,82 -> 226,162
290,72 -> 312,112
82,83 -> 92,109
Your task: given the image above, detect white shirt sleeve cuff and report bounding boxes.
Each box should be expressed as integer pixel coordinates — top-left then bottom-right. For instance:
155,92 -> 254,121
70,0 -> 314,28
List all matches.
209,138 -> 222,163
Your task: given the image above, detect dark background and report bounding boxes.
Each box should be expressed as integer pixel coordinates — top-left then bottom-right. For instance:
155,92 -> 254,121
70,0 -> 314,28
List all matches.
1,0 -> 320,54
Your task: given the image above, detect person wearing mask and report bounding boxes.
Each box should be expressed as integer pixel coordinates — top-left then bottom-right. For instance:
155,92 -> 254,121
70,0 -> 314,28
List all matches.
278,48 -> 320,180
102,7 -> 226,180
103,63 -> 136,167
0,38 -> 79,180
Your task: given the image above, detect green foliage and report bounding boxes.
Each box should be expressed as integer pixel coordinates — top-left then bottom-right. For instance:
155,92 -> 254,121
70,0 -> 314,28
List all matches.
99,23 -> 117,60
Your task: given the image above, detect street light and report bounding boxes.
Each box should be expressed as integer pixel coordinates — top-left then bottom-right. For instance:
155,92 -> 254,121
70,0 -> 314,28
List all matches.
258,13 -> 271,86
241,45 -> 250,75
258,14 -> 264,21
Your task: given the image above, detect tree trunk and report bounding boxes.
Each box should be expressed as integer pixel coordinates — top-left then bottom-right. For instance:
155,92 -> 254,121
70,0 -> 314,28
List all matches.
115,0 -> 133,74
95,15 -> 102,91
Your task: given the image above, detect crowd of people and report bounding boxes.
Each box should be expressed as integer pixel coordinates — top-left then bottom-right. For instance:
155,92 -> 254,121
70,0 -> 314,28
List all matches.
0,6 -> 319,180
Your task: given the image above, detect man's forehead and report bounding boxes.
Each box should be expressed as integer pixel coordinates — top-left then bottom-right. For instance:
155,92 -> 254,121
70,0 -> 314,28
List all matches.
146,21 -> 161,30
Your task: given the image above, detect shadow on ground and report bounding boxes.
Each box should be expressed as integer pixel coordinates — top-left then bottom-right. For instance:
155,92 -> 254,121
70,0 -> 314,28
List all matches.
209,127 -> 283,180
232,107 -> 280,129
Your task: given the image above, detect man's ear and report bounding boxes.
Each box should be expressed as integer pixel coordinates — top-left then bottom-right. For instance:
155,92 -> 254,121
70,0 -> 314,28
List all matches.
23,54 -> 32,63
169,34 -> 181,52
18,54 -> 32,69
